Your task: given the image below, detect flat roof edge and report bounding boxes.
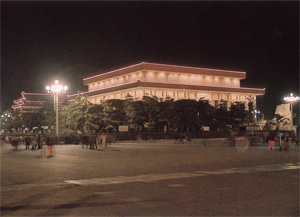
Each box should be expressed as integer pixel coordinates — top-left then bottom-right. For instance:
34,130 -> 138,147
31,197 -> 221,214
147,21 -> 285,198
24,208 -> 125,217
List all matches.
83,62 -> 246,84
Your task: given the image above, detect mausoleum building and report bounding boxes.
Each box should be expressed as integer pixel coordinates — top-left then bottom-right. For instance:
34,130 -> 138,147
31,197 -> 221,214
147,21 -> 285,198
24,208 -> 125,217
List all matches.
68,62 -> 265,109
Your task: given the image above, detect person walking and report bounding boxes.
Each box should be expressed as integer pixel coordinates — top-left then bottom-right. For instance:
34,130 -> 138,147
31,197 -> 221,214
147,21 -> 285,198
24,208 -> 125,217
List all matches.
12,136 -> 19,152
5,135 -> 9,144
279,133 -> 285,151
25,135 -> 31,150
37,134 -> 41,149
269,132 -> 275,151
45,136 -> 51,157
31,136 -> 38,150
45,135 -> 55,157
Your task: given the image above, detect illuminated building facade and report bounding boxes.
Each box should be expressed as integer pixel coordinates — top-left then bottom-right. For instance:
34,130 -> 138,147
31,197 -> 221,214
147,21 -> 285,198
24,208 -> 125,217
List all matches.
69,62 -> 265,110
12,91 -> 63,114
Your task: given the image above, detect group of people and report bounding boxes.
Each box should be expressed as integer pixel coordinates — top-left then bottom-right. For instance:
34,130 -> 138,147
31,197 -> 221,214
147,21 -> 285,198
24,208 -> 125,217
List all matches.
5,134 -> 55,154
268,132 -> 287,151
80,134 -> 98,149
24,135 -> 48,150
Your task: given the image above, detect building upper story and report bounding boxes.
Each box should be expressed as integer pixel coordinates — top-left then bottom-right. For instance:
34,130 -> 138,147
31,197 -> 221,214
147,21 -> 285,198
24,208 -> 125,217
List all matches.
84,62 -> 245,92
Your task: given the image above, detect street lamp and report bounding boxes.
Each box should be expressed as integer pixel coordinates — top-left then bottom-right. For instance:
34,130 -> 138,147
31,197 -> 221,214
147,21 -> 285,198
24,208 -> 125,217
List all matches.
252,109 -> 261,124
45,80 -> 68,142
283,93 -> 299,131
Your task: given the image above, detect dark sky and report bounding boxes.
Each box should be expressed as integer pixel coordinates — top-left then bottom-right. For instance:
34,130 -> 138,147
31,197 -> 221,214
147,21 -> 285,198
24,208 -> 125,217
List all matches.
1,1 -> 299,119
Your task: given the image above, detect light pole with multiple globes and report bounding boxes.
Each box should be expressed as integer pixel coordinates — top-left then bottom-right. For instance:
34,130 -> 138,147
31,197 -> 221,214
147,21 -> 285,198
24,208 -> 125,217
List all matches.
45,80 -> 68,143
283,93 -> 299,131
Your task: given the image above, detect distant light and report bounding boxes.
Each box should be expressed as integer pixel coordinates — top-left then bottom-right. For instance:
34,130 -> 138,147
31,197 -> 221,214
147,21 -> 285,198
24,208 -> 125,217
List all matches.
284,93 -> 300,103
46,80 -> 68,94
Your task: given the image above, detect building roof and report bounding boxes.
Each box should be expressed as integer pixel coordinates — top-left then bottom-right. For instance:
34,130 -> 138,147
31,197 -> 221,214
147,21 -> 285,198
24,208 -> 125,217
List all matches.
68,80 -> 265,99
21,92 -> 54,102
83,62 -> 246,85
12,92 -> 63,112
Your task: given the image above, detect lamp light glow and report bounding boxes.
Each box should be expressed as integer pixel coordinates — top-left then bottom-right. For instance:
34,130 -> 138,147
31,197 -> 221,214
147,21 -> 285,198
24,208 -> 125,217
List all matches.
283,93 -> 299,132
46,80 -> 68,94
283,93 -> 300,103
45,80 -> 68,142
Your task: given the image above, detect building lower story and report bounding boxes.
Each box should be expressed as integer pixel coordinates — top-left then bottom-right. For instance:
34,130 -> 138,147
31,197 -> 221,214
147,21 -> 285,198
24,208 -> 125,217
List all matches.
69,79 -> 265,110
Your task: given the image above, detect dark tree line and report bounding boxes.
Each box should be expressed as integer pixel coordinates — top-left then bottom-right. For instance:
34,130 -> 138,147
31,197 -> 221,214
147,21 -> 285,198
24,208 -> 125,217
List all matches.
1,95 -> 251,134
62,95 -> 251,134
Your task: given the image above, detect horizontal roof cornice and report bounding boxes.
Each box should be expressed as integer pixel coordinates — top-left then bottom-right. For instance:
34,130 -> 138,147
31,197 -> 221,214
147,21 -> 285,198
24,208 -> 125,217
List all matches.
68,80 -> 265,98
83,62 -> 246,85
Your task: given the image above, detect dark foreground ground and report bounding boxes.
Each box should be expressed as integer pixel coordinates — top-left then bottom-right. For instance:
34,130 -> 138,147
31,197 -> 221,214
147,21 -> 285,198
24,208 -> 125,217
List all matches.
1,140 -> 299,216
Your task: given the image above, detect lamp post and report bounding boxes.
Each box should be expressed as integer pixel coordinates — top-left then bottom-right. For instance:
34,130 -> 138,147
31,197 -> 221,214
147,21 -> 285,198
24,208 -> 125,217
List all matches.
252,109 -> 260,124
45,80 -> 68,142
283,93 -> 299,131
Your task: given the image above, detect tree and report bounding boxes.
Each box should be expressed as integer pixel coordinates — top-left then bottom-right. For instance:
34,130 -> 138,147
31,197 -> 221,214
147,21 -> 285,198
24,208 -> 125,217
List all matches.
21,112 -> 44,130
104,99 -> 127,126
62,95 -> 102,133
98,99 -> 127,133
123,97 -> 139,129
1,103 -> 56,133
228,101 -> 249,130
157,97 -> 175,132
172,99 -> 199,133
38,101 -> 56,129
142,96 -> 160,129
1,109 -> 19,132
195,100 -> 215,129
211,100 -> 229,131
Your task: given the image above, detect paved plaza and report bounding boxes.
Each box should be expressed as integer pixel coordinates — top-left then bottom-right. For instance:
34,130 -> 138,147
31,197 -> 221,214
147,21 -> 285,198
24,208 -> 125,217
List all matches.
1,140 -> 299,216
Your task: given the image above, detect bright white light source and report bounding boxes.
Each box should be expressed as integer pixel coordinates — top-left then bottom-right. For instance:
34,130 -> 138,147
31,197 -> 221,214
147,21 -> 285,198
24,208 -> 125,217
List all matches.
284,93 -> 300,103
46,80 -> 68,94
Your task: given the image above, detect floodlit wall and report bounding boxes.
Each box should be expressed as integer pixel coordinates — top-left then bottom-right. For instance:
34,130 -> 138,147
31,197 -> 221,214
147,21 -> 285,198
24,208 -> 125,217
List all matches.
87,70 -> 241,92
86,86 -> 253,111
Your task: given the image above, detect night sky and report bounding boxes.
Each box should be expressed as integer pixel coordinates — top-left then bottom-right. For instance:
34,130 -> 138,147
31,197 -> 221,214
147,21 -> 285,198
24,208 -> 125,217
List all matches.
1,1 -> 299,119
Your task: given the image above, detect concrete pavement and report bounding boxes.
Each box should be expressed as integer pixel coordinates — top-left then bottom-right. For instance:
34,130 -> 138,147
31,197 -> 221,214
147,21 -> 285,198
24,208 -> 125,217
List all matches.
1,140 -> 299,216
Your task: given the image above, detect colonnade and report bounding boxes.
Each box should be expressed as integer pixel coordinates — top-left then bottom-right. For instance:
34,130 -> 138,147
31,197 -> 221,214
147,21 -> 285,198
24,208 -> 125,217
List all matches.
87,87 -> 254,111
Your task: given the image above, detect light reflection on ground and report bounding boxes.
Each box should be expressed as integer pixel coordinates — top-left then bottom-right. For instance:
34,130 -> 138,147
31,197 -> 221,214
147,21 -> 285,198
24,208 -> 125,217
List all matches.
65,162 -> 300,186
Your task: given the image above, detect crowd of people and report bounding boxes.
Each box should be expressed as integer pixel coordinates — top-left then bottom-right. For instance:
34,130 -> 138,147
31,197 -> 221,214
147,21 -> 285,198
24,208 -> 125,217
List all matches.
3,134 -> 56,155
1,131 -> 297,154
2,134 -> 102,152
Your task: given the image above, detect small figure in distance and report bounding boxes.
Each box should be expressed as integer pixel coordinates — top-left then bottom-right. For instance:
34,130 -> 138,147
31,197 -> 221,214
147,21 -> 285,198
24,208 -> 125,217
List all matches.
279,133 -> 285,151
25,135 -> 31,150
269,132 -> 275,151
